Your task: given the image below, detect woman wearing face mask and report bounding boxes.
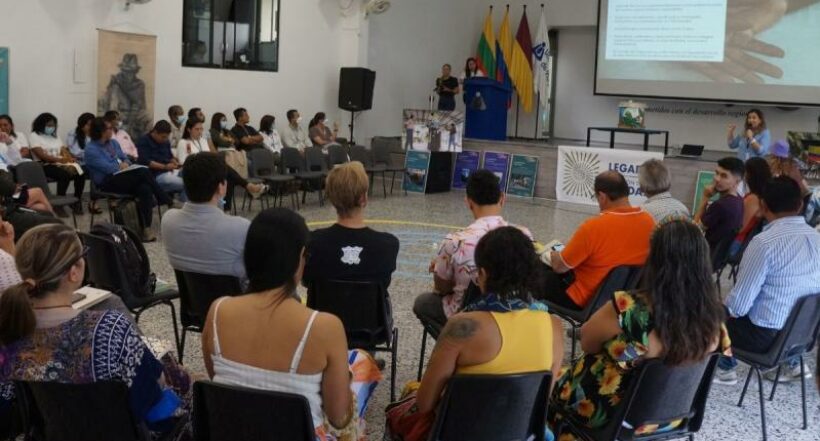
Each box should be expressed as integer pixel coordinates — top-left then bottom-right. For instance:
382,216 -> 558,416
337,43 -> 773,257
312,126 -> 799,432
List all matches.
103,111 -> 139,160
168,105 -> 186,147
727,109 -> 770,162
28,113 -> 87,215
259,114 -> 284,155
0,115 -> 32,165
308,112 -> 340,154
210,113 -> 237,151
66,113 -> 102,214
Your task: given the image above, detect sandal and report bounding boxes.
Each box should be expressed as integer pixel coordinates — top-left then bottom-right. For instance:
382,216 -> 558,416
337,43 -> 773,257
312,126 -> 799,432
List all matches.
88,203 -> 103,215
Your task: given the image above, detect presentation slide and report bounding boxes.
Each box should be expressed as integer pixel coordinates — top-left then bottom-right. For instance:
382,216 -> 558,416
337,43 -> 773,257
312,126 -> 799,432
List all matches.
595,0 -> 820,105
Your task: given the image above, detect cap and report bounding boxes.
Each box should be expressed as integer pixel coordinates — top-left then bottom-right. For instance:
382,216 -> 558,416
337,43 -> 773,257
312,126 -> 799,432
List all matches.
771,139 -> 790,158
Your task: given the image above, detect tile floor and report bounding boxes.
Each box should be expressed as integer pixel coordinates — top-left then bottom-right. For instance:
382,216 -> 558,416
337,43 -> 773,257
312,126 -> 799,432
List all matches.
84,187 -> 818,441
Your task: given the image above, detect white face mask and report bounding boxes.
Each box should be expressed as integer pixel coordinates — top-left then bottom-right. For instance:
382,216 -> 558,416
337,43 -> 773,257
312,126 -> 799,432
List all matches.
220,120 -> 228,130
296,117 -> 302,124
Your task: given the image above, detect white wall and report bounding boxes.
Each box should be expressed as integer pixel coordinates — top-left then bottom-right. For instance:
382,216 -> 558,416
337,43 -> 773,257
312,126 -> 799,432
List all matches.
553,27 -> 820,151
0,0 -> 351,140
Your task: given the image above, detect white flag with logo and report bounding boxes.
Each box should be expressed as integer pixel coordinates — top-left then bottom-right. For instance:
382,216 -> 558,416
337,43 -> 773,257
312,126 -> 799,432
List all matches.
532,9 -> 551,109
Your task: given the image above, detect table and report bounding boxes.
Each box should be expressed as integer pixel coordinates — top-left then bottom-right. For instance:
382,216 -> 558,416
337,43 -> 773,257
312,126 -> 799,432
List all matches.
586,127 -> 670,155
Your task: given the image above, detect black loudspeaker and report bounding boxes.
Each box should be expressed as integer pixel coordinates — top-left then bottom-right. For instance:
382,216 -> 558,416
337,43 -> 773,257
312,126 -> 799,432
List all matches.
339,68 -> 376,111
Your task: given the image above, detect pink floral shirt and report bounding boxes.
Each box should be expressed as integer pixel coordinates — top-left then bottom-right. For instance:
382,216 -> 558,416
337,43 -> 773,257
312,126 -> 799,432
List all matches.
434,216 -> 532,317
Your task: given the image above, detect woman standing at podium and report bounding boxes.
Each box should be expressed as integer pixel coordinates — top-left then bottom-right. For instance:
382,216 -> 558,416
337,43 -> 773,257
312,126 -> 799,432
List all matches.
727,109 -> 770,161
435,64 -> 460,111
460,58 -> 485,105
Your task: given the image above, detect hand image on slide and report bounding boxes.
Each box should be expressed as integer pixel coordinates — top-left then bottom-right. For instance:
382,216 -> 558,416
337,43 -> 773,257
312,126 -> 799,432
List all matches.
690,0 -> 788,84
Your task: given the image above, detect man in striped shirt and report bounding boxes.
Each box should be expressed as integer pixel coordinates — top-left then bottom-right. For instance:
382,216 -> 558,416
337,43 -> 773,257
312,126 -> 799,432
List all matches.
715,177 -> 820,385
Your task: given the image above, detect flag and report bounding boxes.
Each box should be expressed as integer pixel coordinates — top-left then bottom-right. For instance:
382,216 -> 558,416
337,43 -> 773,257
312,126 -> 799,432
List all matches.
477,8 -> 496,80
533,8 -> 552,110
496,8 -> 513,102
510,9 -> 534,112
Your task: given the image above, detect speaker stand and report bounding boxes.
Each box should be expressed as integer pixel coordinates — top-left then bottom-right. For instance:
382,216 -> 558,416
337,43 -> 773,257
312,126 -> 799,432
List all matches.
348,110 -> 357,145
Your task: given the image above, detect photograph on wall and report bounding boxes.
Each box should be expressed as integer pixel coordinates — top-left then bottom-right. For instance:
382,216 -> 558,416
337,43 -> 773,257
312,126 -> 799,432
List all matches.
97,30 -> 157,140
0,48 -> 8,114
404,150 -> 432,193
787,131 -> 820,182
451,150 -> 481,190
482,151 -> 512,192
507,154 -> 539,198
693,170 -> 719,210
402,109 -> 465,152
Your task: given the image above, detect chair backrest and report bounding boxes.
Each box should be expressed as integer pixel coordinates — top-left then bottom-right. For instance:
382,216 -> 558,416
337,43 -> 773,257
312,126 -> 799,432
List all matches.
192,380 -> 314,441
584,265 -> 643,320
303,146 -> 328,172
766,292 -> 820,366
372,141 -> 392,166
17,381 -> 147,441
594,354 -> 719,440
429,371 -> 552,441
280,147 -> 305,173
247,148 -> 277,178
13,161 -> 52,196
327,144 -> 349,166
306,279 -> 391,348
175,270 -> 242,330
348,145 -> 373,167
79,231 -> 150,309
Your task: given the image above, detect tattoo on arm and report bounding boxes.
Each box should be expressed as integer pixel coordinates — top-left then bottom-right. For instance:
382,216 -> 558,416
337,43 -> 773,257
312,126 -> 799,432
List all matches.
442,317 -> 478,340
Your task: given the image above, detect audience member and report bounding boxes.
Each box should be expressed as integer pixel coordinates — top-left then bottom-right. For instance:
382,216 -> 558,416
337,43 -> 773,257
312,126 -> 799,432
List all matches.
0,168 -> 54,215
715,177 -> 820,385
65,112 -> 93,165
259,114 -> 284,156
727,109 -> 770,161
413,169 -> 531,335
387,227 -> 563,439
281,109 -> 312,151
187,107 -> 215,150
103,110 -> 139,159
549,219 -> 728,436
163,152 -> 251,283
694,157 -> 744,251
136,120 -> 186,200
230,108 -> 264,151
304,162 -> 399,288
308,112 -> 340,153
209,112 -> 237,151
176,118 -> 212,164
201,208 -> 382,439
28,112 -> 87,214
0,224 -> 192,435
0,214 -> 20,292
543,171 -> 654,310
768,139 -> 810,197
639,158 -> 689,222
0,115 -> 31,161
168,104 -> 186,146
730,157 -> 771,257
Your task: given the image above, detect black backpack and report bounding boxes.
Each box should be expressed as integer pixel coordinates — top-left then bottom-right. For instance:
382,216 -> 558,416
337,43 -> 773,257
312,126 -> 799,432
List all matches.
111,199 -> 144,237
89,222 -> 156,298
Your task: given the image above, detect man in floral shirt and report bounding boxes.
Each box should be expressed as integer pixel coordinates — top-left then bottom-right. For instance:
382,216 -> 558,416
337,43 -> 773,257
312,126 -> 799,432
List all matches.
412,169 -> 532,336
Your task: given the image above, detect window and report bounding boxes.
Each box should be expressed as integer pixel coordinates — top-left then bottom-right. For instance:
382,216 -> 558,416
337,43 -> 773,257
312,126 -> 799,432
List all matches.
182,0 -> 280,72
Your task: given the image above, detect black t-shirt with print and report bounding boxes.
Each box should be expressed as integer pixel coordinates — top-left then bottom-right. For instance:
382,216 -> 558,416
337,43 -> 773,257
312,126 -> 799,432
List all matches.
437,76 -> 459,97
303,224 -> 400,289
230,124 -> 263,151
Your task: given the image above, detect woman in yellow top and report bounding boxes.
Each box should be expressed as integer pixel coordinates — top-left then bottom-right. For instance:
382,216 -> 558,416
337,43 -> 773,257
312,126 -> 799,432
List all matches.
386,226 -> 563,440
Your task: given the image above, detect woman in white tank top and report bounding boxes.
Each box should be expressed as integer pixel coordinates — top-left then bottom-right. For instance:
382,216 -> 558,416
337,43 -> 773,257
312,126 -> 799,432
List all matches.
202,208 -> 382,440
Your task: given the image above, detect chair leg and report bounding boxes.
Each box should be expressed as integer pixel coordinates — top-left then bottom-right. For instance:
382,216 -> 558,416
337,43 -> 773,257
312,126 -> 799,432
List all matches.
738,367 -> 754,407
134,308 -> 144,324
755,368 -> 768,441
417,328 -> 428,381
166,300 -> 181,365
71,211 -> 77,229
178,328 -> 187,364
381,172 -> 387,198
391,328 -> 398,402
799,356 -> 807,430
569,326 -> 578,361
767,365 -> 782,401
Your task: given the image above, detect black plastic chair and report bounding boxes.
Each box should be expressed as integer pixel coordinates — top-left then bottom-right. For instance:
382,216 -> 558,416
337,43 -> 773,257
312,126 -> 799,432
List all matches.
15,381 -> 153,441
193,380 -> 313,441
428,371 -> 552,441
547,265 -> 643,360
372,141 -> 406,196
280,147 -> 324,207
79,231 -> 181,353
306,279 -> 398,401
247,148 -> 297,210
327,144 -> 349,167
733,293 -> 820,441
14,161 -> 78,228
557,354 -> 719,441
174,270 -> 243,363
88,179 -> 135,230
349,145 -> 387,198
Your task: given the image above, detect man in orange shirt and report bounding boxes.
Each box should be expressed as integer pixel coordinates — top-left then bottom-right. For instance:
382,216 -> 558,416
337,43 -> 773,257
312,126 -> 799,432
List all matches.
544,171 -> 655,309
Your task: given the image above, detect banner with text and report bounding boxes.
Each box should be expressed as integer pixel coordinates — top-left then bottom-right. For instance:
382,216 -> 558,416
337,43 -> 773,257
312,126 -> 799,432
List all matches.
403,150 -> 431,193
452,150 -> 481,190
482,151 -> 512,192
556,146 -> 663,206
508,154 -> 539,198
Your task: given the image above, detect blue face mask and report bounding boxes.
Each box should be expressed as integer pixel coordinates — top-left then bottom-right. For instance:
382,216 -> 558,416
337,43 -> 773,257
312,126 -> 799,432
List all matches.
217,198 -> 226,210
44,126 -> 56,136
219,120 -> 228,130
177,115 -> 187,125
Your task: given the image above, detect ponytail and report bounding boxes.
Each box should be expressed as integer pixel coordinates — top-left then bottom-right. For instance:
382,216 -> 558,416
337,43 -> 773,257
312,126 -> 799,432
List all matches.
0,283 -> 37,345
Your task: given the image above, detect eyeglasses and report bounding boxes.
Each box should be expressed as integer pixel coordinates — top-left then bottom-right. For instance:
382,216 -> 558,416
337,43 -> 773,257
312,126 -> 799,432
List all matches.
57,245 -> 90,275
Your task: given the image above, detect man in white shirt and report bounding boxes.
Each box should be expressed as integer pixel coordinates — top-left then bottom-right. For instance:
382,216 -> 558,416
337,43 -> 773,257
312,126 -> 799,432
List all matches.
281,109 -> 312,151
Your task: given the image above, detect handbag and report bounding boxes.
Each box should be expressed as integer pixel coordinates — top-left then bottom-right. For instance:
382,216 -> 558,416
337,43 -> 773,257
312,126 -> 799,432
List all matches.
223,149 -> 249,180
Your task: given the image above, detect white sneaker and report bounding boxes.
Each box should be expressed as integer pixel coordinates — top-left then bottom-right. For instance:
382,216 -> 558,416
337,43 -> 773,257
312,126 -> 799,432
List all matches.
249,184 -> 269,200
764,364 -> 813,383
713,368 -> 738,385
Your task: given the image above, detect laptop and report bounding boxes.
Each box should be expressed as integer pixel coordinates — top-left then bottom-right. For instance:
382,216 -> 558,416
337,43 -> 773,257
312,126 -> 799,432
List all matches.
678,144 -> 704,158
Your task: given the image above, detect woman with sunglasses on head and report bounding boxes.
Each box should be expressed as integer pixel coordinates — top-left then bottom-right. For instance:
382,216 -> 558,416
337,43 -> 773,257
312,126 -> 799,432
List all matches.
0,224 -> 192,436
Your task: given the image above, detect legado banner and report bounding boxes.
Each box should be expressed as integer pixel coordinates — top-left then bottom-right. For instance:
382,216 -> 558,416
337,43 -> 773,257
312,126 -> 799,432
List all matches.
556,146 -> 663,206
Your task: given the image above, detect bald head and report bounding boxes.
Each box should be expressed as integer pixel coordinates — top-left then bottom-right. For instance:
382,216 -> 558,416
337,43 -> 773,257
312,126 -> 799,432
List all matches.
594,171 -> 629,202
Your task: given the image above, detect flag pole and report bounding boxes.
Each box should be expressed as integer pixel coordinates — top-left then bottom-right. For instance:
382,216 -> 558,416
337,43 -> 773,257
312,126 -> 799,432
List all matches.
534,3 -> 545,140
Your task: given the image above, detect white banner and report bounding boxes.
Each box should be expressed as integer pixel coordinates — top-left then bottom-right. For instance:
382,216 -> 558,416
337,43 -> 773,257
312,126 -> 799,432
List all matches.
556,146 -> 664,206
532,8 -> 551,110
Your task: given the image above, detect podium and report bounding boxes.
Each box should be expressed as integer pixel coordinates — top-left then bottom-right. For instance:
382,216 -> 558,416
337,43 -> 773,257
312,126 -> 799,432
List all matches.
425,152 -> 453,193
464,77 -> 512,141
